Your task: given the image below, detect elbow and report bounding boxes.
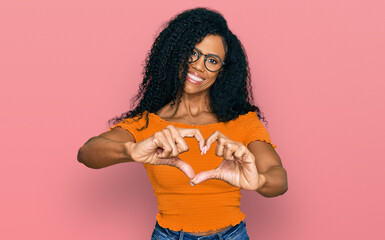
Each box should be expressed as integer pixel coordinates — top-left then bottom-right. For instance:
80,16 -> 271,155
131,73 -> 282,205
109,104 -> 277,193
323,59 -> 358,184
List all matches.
279,172 -> 289,196
261,186 -> 288,198
77,146 -> 100,169
77,147 -> 88,166
259,180 -> 288,198
273,178 -> 289,197
280,183 -> 288,196
273,169 -> 289,197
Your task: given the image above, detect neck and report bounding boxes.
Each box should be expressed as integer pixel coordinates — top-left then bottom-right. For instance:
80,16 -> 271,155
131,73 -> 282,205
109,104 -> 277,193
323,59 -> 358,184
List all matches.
171,90 -> 212,117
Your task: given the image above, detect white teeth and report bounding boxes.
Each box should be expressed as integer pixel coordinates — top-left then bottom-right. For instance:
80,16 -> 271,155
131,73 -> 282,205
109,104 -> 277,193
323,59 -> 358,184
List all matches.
187,73 -> 204,82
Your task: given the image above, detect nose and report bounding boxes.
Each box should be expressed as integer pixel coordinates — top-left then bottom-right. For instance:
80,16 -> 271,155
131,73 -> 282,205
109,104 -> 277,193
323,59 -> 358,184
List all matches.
191,56 -> 205,72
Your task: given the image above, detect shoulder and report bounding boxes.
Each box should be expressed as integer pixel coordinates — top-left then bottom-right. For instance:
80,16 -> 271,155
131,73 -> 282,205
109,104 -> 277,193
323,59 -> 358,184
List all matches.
225,111 -> 264,131
109,112 -> 151,135
100,126 -> 136,143
230,111 -> 262,126
113,112 -> 150,127
109,111 -> 165,142
227,111 -> 277,149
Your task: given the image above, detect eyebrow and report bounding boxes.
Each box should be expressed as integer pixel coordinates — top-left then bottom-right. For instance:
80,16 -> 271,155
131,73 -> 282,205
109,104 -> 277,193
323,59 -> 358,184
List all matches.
196,48 -> 223,59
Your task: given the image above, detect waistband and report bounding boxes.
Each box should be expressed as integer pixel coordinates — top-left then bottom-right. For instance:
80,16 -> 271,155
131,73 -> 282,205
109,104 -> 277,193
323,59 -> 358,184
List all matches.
153,220 -> 246,240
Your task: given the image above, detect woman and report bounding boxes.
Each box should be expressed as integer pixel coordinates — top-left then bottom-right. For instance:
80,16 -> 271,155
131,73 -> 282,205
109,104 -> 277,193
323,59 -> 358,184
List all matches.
78,8 -> 288,239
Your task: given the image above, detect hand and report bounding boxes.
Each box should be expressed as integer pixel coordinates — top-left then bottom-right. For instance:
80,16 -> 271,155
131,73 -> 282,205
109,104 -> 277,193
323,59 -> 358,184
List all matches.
128,125 -> 205,179
191,131 -> 266,190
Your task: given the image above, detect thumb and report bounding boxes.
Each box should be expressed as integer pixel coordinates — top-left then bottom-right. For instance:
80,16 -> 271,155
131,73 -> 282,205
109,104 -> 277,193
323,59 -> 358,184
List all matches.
191,169 -> 220,185
162,157 -> 195,180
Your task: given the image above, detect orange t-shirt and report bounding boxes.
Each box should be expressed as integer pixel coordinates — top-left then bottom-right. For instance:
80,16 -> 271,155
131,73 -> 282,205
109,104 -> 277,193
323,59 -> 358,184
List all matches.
110,111 -> 276,232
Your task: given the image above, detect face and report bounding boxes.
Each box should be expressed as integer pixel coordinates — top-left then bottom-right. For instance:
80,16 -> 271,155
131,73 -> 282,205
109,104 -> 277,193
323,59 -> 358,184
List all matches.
182,34 -> 226,95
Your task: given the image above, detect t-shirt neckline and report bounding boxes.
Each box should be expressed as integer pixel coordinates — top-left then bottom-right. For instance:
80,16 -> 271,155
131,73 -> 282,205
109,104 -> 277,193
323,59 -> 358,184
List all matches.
147,111 -> 254,129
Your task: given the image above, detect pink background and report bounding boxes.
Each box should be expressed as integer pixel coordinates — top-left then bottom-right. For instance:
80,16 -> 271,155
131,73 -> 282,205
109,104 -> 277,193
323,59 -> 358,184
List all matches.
1,0 -> 384,239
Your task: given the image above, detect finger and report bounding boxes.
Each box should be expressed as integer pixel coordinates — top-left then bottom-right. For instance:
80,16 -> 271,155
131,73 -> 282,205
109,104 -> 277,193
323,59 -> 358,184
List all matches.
153,132 -> 173,158
223,143 -> 235,161
191,169 -> 220,185
233,145 -> 247,161
205,131 -> 220,152
161,157 -> 195,179
177,127 -> 205,152
206,131 -> 228,152
162,128 -> 179,157
166,126 -> 189,153
215,136 -> 226,157
215,143 -> 225,157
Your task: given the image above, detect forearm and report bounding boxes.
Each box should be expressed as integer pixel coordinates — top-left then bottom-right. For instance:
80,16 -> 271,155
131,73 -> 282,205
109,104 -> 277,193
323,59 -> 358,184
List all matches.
77,136 -> 135,169
257,166 -> 288,197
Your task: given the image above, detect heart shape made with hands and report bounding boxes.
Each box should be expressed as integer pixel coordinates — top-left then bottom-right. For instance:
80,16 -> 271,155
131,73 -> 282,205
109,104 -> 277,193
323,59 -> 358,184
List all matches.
145,126 -> 263,191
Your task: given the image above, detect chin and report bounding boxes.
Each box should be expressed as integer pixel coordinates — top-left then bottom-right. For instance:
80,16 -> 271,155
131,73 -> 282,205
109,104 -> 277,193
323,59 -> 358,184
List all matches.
183,86 -> 208,95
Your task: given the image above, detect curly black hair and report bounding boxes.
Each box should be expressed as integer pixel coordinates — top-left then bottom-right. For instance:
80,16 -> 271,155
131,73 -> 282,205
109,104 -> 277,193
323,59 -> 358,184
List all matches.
109,7 -> 266,128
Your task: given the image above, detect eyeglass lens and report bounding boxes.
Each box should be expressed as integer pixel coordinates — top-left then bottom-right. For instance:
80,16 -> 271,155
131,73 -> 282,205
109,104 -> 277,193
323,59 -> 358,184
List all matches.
188,48 -> 223,72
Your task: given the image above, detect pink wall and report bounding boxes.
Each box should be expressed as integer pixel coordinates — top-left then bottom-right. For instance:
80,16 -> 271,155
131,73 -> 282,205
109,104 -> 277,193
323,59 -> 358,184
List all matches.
1,0 -> 384,239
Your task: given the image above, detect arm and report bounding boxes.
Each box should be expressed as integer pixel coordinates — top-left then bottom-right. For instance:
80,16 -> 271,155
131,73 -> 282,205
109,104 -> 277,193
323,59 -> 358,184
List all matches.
78,125 -> 205,179
77,127 -> 136,169
247,140 -> 288,197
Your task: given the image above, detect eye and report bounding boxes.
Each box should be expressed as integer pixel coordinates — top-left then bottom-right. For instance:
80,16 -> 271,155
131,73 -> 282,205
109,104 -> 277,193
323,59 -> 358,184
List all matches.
207,57 -> 218,65
188,49 -> 199,62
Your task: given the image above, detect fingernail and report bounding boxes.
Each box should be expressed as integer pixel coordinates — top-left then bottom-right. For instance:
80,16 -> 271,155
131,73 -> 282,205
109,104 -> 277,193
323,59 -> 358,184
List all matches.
199,142 -> 204,152
204,146 -> 207,155
190,181 -> 195,186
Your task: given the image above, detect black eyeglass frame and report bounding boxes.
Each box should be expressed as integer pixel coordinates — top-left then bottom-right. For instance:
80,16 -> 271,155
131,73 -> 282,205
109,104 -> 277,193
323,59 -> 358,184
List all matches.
187,47 -> 225,72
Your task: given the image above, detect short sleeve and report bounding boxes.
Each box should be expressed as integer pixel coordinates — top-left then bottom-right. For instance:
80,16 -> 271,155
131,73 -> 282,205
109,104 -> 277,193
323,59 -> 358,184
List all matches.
241,112 -> 277,149
109,115 -> 146,143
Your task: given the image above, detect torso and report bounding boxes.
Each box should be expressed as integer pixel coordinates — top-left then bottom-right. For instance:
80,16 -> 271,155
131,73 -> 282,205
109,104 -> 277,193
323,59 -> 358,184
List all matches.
156,103 -> 233,235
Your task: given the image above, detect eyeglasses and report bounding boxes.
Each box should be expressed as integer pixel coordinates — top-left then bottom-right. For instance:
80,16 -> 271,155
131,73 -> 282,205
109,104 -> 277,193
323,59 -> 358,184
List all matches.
187,48 -> 225,72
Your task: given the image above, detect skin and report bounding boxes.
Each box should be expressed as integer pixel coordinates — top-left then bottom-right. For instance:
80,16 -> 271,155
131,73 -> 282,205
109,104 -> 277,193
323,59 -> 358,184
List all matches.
77,34 -> 288,236
158,34 -> 226,125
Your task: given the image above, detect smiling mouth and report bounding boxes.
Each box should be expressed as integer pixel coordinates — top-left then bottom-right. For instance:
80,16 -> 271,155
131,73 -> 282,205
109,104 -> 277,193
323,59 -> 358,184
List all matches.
187,72 -> 204,84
